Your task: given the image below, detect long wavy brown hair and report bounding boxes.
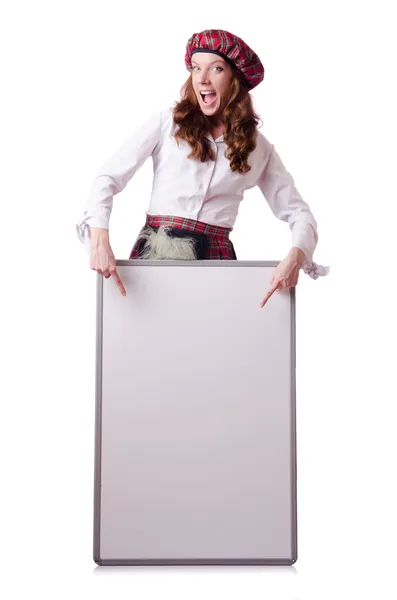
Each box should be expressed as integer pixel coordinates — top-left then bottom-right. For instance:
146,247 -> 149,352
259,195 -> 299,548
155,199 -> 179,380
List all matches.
172,70 -> 262,174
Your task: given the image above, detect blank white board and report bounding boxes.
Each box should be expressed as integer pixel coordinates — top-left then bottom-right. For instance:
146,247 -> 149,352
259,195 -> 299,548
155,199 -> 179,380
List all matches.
94,259 -> 297,565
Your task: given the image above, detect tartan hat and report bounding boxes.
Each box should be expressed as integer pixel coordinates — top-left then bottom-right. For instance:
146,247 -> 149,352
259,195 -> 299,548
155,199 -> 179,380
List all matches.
185,29 -> 264,91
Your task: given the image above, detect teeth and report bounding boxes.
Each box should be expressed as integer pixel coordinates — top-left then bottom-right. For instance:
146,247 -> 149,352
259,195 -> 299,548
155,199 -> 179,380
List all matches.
201,91 -> 216,95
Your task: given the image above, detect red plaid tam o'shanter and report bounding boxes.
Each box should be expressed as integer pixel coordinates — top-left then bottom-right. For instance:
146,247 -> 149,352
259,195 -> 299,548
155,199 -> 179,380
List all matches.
129,215 -> 237,260
185,29 -> 265,91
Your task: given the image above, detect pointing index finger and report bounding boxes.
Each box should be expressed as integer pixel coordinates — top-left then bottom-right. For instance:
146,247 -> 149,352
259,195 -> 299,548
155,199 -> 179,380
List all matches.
112,269 -> 126,296
260,279 -> 279,308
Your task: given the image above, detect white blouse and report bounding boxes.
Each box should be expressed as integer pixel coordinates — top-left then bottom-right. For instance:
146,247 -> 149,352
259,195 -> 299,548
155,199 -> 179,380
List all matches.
76,106 -> 329,279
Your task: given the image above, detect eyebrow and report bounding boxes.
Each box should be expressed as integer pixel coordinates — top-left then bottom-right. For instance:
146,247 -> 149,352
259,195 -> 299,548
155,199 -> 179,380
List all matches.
191,59 -> 225,66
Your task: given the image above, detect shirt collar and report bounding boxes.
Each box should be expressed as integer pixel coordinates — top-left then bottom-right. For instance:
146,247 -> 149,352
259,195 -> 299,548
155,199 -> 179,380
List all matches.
205,133 -> 224,143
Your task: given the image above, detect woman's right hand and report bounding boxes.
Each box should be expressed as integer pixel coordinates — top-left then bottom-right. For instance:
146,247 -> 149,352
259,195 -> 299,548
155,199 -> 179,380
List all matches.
89,228 -> 126,296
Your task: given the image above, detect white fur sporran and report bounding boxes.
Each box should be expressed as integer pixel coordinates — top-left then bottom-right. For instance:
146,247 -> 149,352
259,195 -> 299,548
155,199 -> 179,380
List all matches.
135,226 -> 198,260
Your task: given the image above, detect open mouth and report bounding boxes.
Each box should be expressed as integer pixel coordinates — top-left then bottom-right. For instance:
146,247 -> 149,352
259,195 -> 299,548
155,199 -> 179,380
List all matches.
200,91 -> 217,105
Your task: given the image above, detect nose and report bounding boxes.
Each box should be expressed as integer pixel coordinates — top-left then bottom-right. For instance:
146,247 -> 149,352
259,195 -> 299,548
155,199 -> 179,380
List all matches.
197,68 -> 211,85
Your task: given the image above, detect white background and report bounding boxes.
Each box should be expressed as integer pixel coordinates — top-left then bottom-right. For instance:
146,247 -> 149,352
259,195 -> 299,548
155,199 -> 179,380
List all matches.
1,0 -> 396,598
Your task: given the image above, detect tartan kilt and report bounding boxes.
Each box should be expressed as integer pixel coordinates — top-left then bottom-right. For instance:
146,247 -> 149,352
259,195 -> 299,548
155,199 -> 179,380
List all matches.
129,215 -> 237,260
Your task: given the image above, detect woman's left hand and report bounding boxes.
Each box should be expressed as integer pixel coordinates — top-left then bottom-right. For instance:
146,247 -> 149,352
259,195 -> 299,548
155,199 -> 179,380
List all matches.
260,248 -> 305,308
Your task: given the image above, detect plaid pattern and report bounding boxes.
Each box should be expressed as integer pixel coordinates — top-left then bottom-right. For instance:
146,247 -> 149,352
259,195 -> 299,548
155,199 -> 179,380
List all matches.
129,215 -> 237,260
185,29 -> 264,91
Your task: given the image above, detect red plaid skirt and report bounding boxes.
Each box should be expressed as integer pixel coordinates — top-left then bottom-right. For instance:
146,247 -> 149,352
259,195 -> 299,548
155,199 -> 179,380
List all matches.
129,215 -> 237,260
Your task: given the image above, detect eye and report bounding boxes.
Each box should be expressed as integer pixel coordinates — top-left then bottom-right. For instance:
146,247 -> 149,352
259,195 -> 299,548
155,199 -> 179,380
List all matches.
191,66 -> 224,72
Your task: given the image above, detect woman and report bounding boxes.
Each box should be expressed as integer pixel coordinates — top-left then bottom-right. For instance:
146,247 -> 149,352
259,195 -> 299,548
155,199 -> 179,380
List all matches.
76,29 -> 329,307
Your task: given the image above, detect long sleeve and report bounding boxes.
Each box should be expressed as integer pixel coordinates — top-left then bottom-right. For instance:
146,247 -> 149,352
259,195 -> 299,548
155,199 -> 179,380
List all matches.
257,145 -> 329,279
76,110 -> 162,252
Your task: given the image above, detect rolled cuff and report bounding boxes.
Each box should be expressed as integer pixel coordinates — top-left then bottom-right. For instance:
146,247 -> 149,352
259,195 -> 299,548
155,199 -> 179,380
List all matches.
301,261 -> 330,279
290,220 -> 329,279
76,214 -> 109,253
